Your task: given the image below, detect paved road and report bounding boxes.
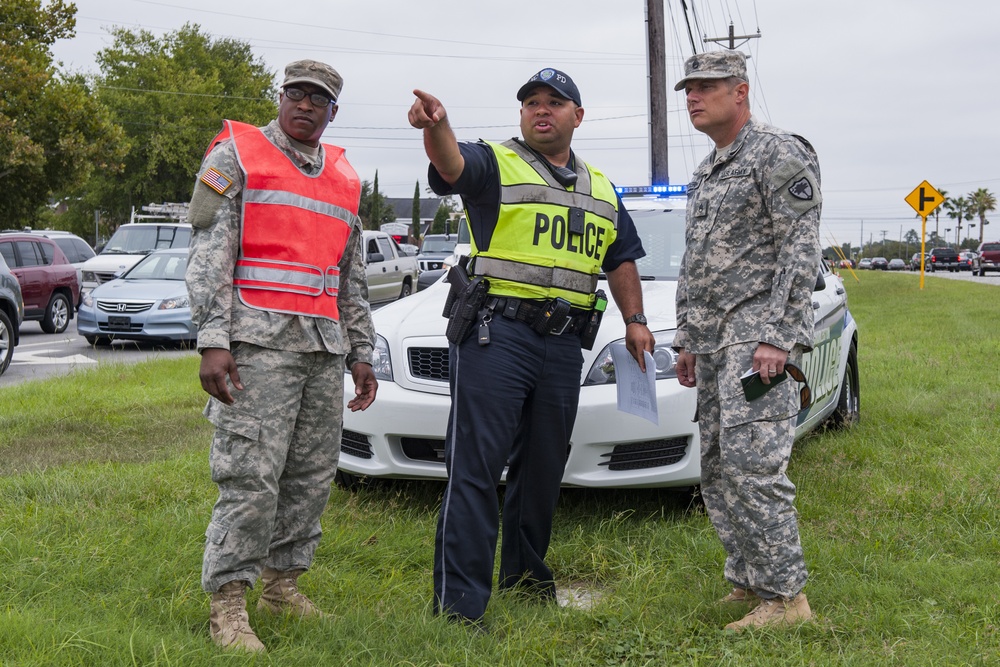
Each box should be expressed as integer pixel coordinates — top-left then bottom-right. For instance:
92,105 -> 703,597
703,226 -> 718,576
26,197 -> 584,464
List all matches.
1,301 -> 394,388
0,320 -> 197,388
922,269 -> 1000,284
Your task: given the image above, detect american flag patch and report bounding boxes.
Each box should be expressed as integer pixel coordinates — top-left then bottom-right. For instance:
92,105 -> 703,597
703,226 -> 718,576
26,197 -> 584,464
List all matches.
200,167 -> 233,194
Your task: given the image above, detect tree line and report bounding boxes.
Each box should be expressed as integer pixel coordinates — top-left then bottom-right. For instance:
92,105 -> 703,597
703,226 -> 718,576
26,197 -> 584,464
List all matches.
0,1 -> 419,246
6,2 -> 986,253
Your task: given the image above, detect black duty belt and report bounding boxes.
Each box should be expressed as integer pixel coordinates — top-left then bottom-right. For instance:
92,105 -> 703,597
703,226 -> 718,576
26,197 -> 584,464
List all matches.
490,297 -> 590,336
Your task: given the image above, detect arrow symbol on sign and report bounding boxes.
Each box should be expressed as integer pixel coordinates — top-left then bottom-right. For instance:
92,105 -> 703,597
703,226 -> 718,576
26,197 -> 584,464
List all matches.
919,187 -> 937,212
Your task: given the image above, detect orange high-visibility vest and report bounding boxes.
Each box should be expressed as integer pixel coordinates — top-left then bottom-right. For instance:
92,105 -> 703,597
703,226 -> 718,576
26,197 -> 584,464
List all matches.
208,120 -> 360,321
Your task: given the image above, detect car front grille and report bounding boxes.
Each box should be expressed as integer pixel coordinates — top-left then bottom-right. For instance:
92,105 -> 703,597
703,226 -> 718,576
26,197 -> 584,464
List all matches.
341,429 -> 374,459
400,437 -> 446,462
94,271 -> 119,284
96,300 -> 154,313
97,322 -> 144,333
599,437 -> 688,471
408,347 -> 449,381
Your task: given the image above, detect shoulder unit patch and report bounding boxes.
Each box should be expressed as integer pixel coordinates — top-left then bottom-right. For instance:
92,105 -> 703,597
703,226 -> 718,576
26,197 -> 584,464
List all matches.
200,167 -> 233,195
788,177 -> 813,201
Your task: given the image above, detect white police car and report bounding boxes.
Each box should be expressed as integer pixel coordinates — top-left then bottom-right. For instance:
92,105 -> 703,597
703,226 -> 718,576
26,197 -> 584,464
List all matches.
338,193 -> 859,488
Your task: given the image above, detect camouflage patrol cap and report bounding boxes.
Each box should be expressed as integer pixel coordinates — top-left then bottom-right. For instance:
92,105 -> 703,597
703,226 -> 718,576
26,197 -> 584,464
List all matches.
282,59 -> 343,102
673,50 -> 748,91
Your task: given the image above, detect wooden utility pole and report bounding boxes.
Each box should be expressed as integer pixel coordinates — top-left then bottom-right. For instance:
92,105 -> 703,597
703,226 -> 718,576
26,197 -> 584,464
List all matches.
646,0 -> 668,186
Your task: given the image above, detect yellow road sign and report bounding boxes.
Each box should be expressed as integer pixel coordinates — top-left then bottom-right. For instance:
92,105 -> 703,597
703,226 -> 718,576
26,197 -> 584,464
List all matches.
905,180 -> 944,216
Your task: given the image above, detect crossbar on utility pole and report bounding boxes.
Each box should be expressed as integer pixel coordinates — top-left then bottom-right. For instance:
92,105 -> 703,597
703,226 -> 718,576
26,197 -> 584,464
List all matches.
703,24 -> 761,49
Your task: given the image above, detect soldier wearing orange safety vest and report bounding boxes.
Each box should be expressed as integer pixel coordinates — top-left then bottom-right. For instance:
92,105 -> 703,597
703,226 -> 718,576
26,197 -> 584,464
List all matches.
186,59 -> 378,654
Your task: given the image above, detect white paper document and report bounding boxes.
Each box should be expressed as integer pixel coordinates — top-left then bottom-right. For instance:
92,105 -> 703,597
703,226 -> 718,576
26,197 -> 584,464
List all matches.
610,344 -> 658,425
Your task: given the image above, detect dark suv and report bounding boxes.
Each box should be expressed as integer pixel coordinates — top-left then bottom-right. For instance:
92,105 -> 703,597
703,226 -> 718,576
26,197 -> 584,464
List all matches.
0,234 -> 80,333
0,254 -> 24,375
927,247 -> 960,273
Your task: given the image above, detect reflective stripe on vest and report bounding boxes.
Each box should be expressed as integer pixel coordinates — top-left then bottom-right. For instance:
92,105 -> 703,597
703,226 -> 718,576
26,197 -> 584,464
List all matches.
470,139 -> 619,308
233,259 -> 339,296
471,256 -> 597,295
218,120 -> 359,321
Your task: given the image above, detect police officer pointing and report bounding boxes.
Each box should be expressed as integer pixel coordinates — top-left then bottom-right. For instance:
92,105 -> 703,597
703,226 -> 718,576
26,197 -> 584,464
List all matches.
408,68 -> 655,626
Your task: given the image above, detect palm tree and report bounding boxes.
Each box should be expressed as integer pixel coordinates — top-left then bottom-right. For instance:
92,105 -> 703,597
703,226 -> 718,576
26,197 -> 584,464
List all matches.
943,196 -> 974,247
968,188 -> 997,246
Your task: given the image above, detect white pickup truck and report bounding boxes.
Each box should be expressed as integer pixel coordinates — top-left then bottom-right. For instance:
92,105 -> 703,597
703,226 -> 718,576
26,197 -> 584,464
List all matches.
362,230 -> 418,304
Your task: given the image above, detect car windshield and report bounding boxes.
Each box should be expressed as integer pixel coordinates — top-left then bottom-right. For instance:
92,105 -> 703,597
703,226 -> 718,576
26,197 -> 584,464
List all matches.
628,207 -> 687,280
102,226 -> 191,255
123,252 -> 188,280
421,238 -> 457,253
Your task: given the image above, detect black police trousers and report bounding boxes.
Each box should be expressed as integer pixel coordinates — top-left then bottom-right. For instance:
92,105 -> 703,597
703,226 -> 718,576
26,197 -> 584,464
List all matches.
433,314 -> 584,621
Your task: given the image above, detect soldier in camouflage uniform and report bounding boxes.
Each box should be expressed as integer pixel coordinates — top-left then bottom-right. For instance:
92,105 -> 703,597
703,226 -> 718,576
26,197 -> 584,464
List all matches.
672,50 -> 821,631
186,60 -> 378,652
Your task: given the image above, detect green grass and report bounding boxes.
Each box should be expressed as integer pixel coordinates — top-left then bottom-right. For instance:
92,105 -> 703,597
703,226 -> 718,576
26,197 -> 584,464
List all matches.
1,272 -> 999,666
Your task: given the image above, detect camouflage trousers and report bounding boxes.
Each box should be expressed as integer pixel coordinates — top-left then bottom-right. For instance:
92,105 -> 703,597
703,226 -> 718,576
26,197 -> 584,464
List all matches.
201,343 -> 345,593
695,342 -> 808,599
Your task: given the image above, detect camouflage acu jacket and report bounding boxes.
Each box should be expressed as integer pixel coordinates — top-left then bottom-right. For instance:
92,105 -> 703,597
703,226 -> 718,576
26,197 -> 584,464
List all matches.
674,117 -> 822,355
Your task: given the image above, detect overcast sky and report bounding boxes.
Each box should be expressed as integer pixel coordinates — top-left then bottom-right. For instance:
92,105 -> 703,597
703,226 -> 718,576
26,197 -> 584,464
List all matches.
50,0 -> 1000,250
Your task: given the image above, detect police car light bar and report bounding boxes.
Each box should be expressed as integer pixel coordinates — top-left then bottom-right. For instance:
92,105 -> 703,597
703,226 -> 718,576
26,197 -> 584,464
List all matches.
615,184 -> 687,196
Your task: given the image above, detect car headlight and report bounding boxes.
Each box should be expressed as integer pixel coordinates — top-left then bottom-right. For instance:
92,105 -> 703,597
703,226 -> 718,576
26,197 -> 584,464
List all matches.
371,334 -> 393,381
158,296 -> 190,310
82,293 -> 94,308
82,271 -> 96,282
583,329 -> 679,385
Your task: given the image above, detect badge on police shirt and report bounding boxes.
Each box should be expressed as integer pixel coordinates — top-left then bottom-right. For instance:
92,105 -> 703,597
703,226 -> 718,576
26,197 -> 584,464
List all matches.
200,167 -> 233,195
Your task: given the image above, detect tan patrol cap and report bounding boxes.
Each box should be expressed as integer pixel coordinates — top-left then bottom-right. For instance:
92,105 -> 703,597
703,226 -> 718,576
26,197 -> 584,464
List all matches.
282,60 -> 343,102
674,50 -> 748,91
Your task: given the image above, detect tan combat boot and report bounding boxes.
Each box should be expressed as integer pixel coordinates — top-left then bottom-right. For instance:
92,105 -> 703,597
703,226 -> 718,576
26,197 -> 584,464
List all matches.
209,581 -> 266,652
258,567 -> 325,617
724,592 -> 812,632
719,587 -> 760,606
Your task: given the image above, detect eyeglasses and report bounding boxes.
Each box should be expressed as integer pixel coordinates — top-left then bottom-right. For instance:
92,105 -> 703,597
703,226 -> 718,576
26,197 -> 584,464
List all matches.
784,363 -> 813,411
283,86 -> 333,108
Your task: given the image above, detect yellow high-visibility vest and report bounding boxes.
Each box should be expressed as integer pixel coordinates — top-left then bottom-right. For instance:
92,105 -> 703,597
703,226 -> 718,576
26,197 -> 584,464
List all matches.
470,140 -> 619,308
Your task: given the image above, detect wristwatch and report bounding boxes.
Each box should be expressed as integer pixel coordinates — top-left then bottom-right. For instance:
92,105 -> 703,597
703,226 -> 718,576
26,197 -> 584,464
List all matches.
623,313 -> 647,326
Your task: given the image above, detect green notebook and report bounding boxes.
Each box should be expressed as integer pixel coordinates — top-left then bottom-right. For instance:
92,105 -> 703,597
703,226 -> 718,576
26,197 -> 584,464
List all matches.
740,368 -> 788,402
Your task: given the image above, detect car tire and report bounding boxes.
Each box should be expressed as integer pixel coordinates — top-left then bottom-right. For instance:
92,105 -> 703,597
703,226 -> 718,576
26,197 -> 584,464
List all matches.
399,280 -> 413,300
40,292 -> 71,334
335,469 -> 367,491
828,339 -> 860,429
0,309 -> 13,375
85,335 -> 113,347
